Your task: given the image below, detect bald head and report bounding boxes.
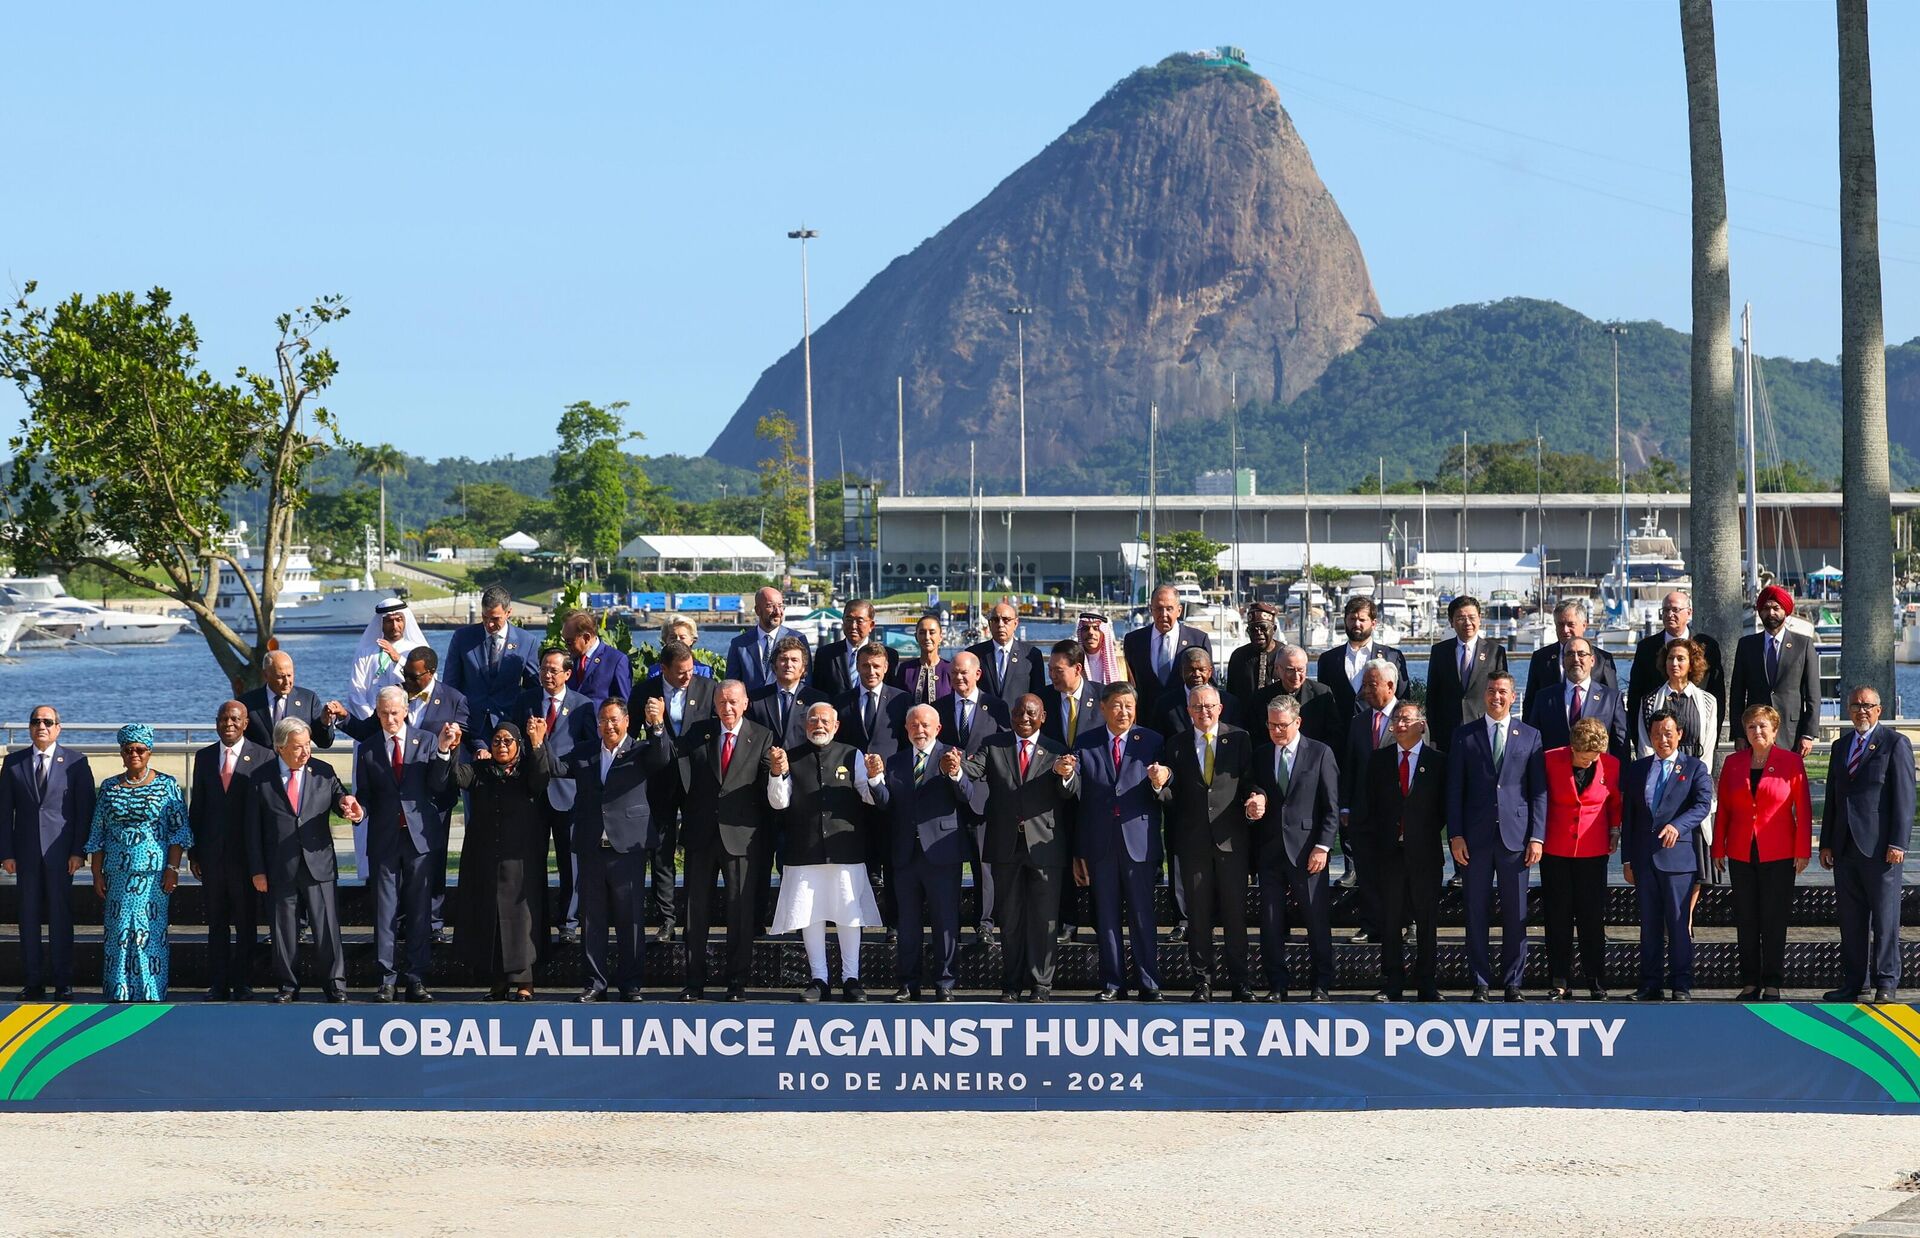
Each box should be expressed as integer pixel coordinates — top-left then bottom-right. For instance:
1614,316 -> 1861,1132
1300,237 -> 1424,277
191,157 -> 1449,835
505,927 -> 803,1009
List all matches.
263,650 -> 295,694
951,650 -> 982,695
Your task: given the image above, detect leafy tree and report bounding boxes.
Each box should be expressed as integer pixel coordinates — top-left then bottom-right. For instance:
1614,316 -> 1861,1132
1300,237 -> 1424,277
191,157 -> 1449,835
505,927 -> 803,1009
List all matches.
1154,529 -> 1227,583
552,400 -> 641,576
443,481 -> 532,541
0,284 -> 351,689
304,485 -> 382,563
352,442 -> 408,568
1756,459 -> 1828,491
756,410 -> 808,567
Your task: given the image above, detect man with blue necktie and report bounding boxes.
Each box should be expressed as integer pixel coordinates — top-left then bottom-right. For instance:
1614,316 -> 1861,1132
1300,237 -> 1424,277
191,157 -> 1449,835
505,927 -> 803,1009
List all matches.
1820,687 -> 1915,1004
747,635 -> 827,748
0,705 -> 94,1000
1621,708 -> 1714,1002
1446,671 -> 1548,1002
1729,584 -> 1820,755
936,650 -> 1009,936
725,587 -> 809,693
631,641 -> 717,942
442,584 -> 541,734
813,599 -> 898,698
968,598 -> 1045,705
517,648 -> 598,943
563,610 -> 634,709
1071,682 -> 1174,1002
1121,585 -> 1211,721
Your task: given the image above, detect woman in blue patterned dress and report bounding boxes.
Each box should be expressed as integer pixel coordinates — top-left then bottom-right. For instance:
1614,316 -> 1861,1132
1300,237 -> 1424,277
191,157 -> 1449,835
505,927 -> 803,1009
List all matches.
85,724 -> 192,1002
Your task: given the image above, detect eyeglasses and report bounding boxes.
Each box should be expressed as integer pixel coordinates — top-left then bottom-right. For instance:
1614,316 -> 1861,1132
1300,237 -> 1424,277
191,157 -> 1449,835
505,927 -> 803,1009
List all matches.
1850,702 -> 1883,712
28,718 -> 56,727
1660,606 -> 1690,615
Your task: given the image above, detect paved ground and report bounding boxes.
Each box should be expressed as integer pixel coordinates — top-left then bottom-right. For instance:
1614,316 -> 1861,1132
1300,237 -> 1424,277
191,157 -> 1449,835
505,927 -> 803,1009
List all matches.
2,1108 -> 1917,1236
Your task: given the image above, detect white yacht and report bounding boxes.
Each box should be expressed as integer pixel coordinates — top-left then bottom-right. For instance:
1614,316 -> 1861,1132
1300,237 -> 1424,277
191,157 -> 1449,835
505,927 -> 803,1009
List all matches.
1600,512 -> 1692,636
203,533 -> 324,634
0,610 -> 30,656
1,575 -> 189,646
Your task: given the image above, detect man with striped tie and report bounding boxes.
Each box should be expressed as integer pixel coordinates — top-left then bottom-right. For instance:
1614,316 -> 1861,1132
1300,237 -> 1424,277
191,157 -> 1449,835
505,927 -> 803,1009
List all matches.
1820,687 -> 1915,1004
1354,702 -> 1448,1001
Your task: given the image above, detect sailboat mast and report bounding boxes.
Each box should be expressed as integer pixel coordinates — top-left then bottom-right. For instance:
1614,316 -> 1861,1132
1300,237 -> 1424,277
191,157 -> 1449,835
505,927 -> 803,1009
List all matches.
1741,302 -> 1761,600
1147,402 -> 1159,603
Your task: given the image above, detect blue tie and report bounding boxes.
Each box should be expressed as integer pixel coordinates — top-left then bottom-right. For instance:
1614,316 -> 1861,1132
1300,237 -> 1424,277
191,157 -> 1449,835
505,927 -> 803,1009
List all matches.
1651,759 -> 1671,808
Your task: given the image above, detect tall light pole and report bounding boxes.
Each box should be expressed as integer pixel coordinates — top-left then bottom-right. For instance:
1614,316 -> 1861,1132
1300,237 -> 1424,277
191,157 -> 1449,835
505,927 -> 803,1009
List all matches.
788,226 -> 820,562
1006,305 -> 1034,495
1604,324 -> 1629,593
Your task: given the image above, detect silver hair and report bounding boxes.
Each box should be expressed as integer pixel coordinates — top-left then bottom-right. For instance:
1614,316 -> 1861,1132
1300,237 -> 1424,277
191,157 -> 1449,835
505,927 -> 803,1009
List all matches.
1266,694 -> 1302,719
1278,643 -> 1309,665
1553,597 -> 1591,622
375,685 -> 407,710
272,717 -> 311,748
1362,657 -> 1399,686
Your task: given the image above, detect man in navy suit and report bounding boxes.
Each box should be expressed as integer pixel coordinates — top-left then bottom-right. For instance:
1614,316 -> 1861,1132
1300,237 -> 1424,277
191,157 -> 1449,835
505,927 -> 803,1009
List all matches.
246,717 -> 364,1003
969,598 -> 1046,705
967,695 -> 1077,1000
1820,687 -> 1916,1004
1522,599 -> 1619,721
1121,585 -> 1211,720
1353,702 -> 1448,1001
1728,584 -> 1821,755
188,700 -> 274,1000
1041,639 -> 1103,943
1626,590 -> 1726,736
1166,685 -> 1255,1001
869,704 -> 986,999
516,648 -> 598,942
835,644 -> 912,932
1424,596 -> 1506,744
630,641 -> 716,942
0,705 -> 94,999
353,686 -> 459,1002
1317,596 -> 1410,725
1521,637 -> 1629,760
1244,694 -> 1342,1001
241,651 -> 340,751
1072,682 -> 1174,1001
725,586 -> 809,693
442,584 -> 541,734
564,697 -> 673,1001
811,599 -> 897,698
937,650 -> 1009,935
1621,709 -> 1715,1002
746,635 -> 829,748
675,681 -> 776,1000
1447,671 -> 1548,1001
564,609 -> 634,708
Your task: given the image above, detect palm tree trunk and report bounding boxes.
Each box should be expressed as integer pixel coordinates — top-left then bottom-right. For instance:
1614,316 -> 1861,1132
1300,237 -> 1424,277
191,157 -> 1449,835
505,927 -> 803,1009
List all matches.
1680,0 -> 1742,700
378,470 -> 387,572
1839,0 -> 1894,710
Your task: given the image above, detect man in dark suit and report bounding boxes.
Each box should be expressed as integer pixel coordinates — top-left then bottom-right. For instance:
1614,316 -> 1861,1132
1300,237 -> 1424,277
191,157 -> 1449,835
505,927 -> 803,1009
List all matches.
1244,694 -> 1342,1001
967,694 -> 1076,1000
1352,701 -> 1447,1000
1621,709 -> 1715,1001
1152,647 -> 1237,738
1122,584 -> 1211,720
1425,595 -> 1506,746
517,647 -> 598,942
1166,685 -> 1255,1001
0,705 -> 94,1000
246,717 -> 363,1003
442,583 -> 542,734
1820,687 -> 1916,1003
810,598 -> 897,698
1522,637 -> 1629,760
1040,640 -> 1103,749
870,704 -> 986,999
1447,671 -> 1549,1001
970,598 -> 1046,704
564,609 -> 635,708
746,634 -> 829,748
632,641 -> 717,942
352,686 -> 459,1002
241,650 -> 339,751
675,680 -> 775,1000
836,644 -> 911,758
565,697 -> 673,1001
1225,602 -> 1284,714
725,586 -> 809,692
1523,599 -> 1619,720
1728,584 -> 1821,755
1626,590 -> 1726,736
188,700 -> 273,1000
1317,596 -> 1410,725
937,650 -> 1009,935
1072,682 -> 1174,1001
1270,644 -> 1340,749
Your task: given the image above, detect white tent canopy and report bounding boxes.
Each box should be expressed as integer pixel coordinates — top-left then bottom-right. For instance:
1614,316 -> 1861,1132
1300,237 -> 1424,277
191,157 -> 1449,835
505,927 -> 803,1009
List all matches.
618,533 -> 782,573
498,531 -> 539,552
1412,550 -> 1544,595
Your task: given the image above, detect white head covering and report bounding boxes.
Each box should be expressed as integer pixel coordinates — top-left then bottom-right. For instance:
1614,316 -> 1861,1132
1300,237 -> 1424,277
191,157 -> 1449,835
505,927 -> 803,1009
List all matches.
347,598 -> 428,718
1076,611 -> 1127,684
355,598 -> 425,661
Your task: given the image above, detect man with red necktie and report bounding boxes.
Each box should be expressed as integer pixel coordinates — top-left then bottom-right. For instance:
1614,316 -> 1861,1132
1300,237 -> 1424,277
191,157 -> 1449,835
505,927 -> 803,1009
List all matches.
1353,702 -> 1448,1001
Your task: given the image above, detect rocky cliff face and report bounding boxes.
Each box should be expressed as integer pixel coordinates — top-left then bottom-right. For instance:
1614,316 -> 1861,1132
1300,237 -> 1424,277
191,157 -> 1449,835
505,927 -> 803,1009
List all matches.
704,54 -> 1382,493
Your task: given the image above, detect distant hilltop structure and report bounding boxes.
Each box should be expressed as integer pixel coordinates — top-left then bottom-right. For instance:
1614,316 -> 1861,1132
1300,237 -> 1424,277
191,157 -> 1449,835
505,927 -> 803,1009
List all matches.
1189,45 -> 1251,69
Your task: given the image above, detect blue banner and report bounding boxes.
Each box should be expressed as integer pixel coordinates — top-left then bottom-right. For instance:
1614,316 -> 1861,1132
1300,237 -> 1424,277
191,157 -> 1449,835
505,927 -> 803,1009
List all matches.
674,592 -> 711,612
4,1002 -> 1919,1113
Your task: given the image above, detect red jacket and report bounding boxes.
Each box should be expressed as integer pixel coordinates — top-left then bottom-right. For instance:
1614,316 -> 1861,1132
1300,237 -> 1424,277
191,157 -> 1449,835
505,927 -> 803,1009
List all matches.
1542,749 -> 1622,858
1712,748 -> 1813,863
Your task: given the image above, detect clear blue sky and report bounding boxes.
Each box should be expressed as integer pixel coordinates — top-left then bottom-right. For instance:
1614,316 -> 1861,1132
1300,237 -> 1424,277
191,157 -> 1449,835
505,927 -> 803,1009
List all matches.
4,2 -> 1915,462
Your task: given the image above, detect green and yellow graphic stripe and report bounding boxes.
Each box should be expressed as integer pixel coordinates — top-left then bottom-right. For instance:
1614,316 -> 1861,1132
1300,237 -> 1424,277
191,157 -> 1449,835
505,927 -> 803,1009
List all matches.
1749,1003 -> 1920,1103
0,1004 -> 174,1102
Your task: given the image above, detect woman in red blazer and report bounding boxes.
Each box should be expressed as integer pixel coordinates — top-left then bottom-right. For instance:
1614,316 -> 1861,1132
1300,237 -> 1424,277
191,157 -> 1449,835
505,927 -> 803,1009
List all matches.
1541,718 -> 1623,1000
1713,704 -> 1814,1000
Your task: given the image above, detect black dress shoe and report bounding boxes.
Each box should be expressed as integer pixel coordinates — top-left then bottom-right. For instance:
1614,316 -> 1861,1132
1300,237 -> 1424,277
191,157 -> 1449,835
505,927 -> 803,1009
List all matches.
725,985 -> 747,1003
206,987 -> 230,1003
578,987 -> 607,1003
1308,987 -> 1330,1002
1503,987 -> 1523,1003
1544,986 -> 1569,1002
1670,990 -> 1692,1002
18,986 -> 45,1001
620,988 -> 645,1003
1876,988 -> 1899,1005
1231,987 -> 1256,1003
1587,987 -> 1609,1002
374,983 -> 396,1003
800,979 -> 829,1003
49,986 -> 71,1000
676,987 -> 703,1003
558,929 -> 581,946
1823,987 -> 1864,1003
1372,989 -> 1401,1003
842,979 -> 867,1003
999,990 -> 1021,1003
1029,988 -> 1052,1004
1138,988 -> 1164,1003
1094,987 -> 1123,1003
931,987 -> 953,1002
1168,923 -> 1187,944
1761,987 -> 1782,1002
1350,928 -> 1372,945
405,983 -> 434,1004
272,988 -> 299,1004
892,985 -> 920,1002
1471,986 -> 1492,1003
1261,989 -> 1287,1003
432,928 -> 454,945
1190,983 -> 1213,1003
326,988 -> 349,1004
649,923 -> 673,943
231,986 -> 254,1002
1416,989 -> 1443,1002
1630,988 -> 1664,1002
